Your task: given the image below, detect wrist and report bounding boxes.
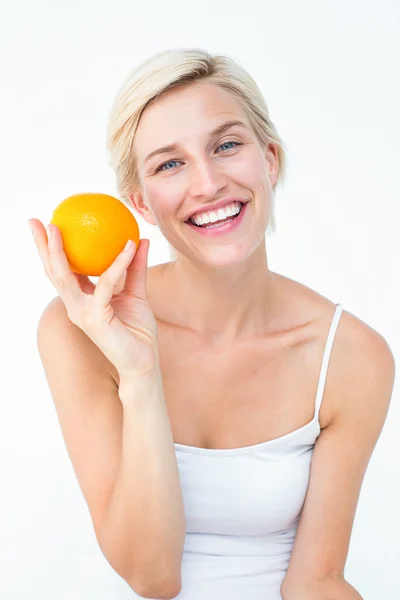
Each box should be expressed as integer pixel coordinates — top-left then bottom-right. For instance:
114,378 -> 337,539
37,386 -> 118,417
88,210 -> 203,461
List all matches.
118,368 -> 163,403
118,350 -> 161,385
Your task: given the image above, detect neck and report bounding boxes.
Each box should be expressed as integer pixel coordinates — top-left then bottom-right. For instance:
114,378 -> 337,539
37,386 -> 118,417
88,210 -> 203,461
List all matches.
162,238 -> 278,346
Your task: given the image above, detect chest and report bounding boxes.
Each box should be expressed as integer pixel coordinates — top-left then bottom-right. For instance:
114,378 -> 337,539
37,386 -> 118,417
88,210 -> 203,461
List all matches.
157,325 -> 332,450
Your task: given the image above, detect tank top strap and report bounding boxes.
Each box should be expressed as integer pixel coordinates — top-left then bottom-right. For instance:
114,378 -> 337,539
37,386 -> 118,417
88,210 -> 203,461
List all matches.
314,303 -> 344,419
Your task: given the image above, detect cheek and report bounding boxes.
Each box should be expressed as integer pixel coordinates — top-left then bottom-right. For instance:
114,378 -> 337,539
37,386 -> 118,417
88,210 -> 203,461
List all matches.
145,184 -> 180,222
228,151 -> 267,184
234,163 -> 266,191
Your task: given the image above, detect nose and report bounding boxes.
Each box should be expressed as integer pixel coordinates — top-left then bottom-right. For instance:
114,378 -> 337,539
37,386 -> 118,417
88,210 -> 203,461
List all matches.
188,157 -> 228,199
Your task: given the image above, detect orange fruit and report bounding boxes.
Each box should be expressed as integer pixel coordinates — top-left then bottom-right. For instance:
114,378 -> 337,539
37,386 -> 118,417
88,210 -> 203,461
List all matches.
50,192 -> 140,277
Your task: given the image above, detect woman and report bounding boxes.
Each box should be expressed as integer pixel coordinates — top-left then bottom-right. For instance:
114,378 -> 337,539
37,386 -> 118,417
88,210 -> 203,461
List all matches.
29,48 -> 395,600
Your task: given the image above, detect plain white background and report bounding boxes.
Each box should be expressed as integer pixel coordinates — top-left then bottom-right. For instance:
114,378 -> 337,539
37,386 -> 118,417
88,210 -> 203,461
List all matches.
1,0 -> 399,598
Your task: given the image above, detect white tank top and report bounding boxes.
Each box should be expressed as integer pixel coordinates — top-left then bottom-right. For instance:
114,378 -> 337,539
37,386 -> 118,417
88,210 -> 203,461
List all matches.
135,303 -> 344,600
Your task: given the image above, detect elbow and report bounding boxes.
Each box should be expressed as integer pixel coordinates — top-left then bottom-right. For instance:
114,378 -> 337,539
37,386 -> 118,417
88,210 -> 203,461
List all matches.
98,527 -> 183,598
105,557 -> 182,599
119,553 -> 183,599
128,573 -> 182,599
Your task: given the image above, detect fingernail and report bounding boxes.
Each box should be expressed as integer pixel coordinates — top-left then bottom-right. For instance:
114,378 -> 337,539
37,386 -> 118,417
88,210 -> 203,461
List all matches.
46,224 -> 52,239
124,239 -> 133,251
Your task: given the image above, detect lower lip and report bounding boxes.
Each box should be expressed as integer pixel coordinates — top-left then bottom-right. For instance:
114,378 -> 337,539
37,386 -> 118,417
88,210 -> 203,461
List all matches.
185,203 -> 248,237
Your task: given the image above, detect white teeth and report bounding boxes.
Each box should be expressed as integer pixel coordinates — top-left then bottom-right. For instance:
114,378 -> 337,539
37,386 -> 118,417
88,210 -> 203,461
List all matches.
190,202 -> 242,226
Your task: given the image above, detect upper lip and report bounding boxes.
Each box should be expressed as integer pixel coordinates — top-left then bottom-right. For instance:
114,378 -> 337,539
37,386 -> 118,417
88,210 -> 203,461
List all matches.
185,197 -> 248,221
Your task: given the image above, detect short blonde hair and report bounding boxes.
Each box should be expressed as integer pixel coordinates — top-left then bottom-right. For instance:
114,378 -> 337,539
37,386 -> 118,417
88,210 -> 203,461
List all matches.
106,48 -> 288,260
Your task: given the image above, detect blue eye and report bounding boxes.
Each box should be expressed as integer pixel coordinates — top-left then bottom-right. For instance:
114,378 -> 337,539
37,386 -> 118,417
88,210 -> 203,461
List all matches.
155,140 -> 242,172
156,159 -> 180,172
218,141 -> 239,152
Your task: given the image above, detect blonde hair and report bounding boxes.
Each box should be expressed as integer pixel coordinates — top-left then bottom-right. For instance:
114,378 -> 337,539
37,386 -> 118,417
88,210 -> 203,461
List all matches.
106,48 -> 288,261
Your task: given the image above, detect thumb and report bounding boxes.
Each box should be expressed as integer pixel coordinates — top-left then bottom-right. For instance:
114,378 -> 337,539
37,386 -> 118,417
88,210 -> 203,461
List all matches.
122,238 -> 150,299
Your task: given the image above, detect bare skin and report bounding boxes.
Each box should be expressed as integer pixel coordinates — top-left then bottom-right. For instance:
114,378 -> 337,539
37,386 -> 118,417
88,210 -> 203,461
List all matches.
111,263 -> 345,451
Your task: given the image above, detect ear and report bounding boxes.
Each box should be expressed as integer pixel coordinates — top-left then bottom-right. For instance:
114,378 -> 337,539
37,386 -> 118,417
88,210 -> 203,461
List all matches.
128,191 -> 158,226
265,143 -> 279,187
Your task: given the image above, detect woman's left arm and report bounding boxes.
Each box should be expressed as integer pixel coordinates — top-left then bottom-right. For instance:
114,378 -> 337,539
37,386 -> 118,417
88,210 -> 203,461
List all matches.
281,320 -> 396,600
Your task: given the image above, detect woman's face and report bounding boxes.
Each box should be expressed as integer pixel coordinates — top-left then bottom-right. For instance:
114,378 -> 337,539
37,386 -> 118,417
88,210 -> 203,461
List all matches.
130,81 -> 278,266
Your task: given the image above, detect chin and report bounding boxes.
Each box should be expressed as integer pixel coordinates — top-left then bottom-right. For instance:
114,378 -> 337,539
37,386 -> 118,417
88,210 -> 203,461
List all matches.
198,244 -> 256,267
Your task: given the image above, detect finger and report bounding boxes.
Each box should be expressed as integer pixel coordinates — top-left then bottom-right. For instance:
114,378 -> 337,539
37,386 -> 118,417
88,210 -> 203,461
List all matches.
30,218 -> 53,277
45,224 -> 85,305
31,219 -> 96,297
123,238 -> 150,300
92,238 -> 138,311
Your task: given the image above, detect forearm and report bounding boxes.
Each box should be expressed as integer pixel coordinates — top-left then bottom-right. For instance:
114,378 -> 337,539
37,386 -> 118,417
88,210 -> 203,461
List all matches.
282,577 -> 363,600
99,371 -> 185,594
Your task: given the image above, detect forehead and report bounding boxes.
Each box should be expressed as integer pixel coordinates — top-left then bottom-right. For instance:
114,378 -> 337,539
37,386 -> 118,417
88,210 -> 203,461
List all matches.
133,82 -> 249,161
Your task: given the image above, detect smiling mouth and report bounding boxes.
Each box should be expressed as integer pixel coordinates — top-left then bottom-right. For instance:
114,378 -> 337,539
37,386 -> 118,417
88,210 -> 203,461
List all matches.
185,202 -> 244,228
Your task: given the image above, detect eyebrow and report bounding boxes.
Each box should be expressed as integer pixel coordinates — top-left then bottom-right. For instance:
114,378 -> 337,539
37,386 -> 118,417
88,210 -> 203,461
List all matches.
144,119 -> 248,164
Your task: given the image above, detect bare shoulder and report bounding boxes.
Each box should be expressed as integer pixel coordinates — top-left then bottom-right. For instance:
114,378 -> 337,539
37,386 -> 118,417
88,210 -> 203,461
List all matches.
280,273 -> 395,382
328,304 -> 395,418
276,273 -> 396,420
